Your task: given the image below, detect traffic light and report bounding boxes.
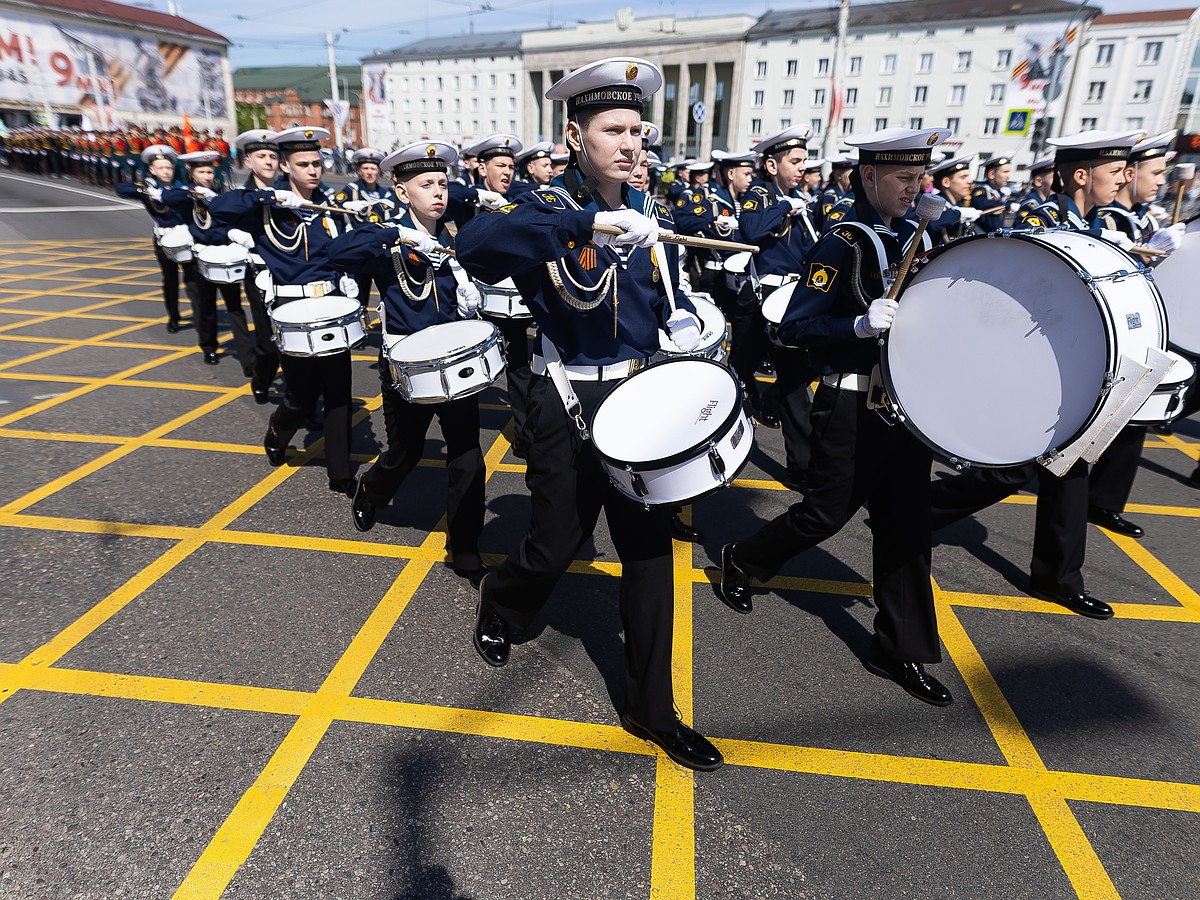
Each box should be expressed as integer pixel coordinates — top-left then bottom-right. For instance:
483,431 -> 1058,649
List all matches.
1030,118 -> 1048,156
1176,133 -> 1200,154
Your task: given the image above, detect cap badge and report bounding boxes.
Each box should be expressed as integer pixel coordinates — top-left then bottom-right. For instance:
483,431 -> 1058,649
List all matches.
626,63 -> 639,81
927,133 -> 940,146
304,130 -> 314,139
426,145 -> 437,157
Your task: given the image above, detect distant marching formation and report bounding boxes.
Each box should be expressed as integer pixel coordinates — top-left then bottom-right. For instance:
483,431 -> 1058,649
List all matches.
110,56 -> 1200,774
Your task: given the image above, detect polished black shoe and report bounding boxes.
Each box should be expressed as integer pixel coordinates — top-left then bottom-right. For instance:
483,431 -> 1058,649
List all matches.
450,564 -> 489,589
778,471 -> 807,493
757,360 -> 775,377
473,580 -> 509,667
754,410 -> 781,429
203,351 -> 219,366
510,439 -> 529,461
1027,585 -> 1114,620
1087,506 -> 1144,539
670,513 -> 703,543
304,413 -> 324,432
166,320 -> 181,334
351,479 -> 376,532
251,383 -> 270,404
863,652 -> 953,707
263,428 -> 287,467
620,714 -> 724,772
1189,468 -> 1200,489
328,477 -> 357,498
716,543 -> 753,614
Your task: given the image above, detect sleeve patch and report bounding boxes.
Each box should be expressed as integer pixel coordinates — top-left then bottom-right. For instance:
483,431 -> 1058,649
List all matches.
807,263 -> 837,292
827,210 -> 845,221
833,228 -> 857,244
535,191 -> 566,209
676,199 -> 685,207
741,200 -> 758,211
694,206 -> 706,215
498,203 -> 517,214
657,204 -> 671,216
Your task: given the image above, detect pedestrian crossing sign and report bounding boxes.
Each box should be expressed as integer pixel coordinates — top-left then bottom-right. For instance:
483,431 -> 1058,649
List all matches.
1005,109 -> 1033,135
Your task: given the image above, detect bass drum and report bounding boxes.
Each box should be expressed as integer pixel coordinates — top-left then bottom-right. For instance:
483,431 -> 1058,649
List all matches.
1145,214 -> 1200,356
883,231 -> 1166,468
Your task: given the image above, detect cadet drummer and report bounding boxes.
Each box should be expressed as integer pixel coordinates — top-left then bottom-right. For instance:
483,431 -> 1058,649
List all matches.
333,147 -> 397,309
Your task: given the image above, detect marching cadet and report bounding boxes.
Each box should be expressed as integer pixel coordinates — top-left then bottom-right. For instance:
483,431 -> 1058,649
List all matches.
664,160 -> 691,203
736,125 -> 819,455
549,150 -> 569,178
919,154 -> 983,246
328,141 -> 488,588
510,141 -> 555,196
673,148 -> 754,306
333,147 -> 396,307
1016,155 -> 1056,225
457,57 -> 722,772
209,126 -> 360,496
718,126 -> 955,707
970,155 -> 1013,232
1087,131 -> 1186,539
626,121 -> 660,194
932,130 -> 1147,620
230,129 -> 284,403
116,143 -> 188,333
448,134 -> 534,456
161,150 -> 256,370
814,153 -> 855,231
799,157 -> 824,203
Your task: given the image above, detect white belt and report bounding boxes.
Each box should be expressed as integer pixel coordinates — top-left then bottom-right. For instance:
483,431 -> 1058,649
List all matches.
822,372 -> 870,392
703,260 -> 725,271
531,354 -> 648,382
273,280 -> 336,299
760,273 -> 800,288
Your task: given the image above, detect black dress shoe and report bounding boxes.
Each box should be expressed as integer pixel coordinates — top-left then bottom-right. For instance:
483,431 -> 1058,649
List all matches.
263,428 -> 287,467
510,439 -> 529,461
670,513 -> 703,543
304,413 -> 324,432
473,580 -> 509,667
620,714 -> 724,772
450,564 -> 489,589
1027,585 -> 1114,620
778,471 -> 807,493
203,351 -> 219,366
1189,468 -> 1200,489
862,652 -> 953,707
754,410 -> 781,429
716,543 -> 753,614
351,479 -> 376,532
166,320 -> 180,334
757,360 -> 775,377
1088,506 -> 1144,538
328,477 -> 357,497
251,384 -> 270,405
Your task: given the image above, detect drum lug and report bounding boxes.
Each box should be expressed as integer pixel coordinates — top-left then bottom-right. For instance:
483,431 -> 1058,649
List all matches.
707,441 -> 727,483
627,466 -> 650,507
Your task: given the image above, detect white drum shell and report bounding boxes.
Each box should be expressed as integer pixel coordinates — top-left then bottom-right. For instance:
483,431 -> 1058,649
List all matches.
157,224 -> 194,263
1149,215 -> 1200,355
590,358 -> 754,506
196,244 -> 249,284
269,295 -> 366,357
885,230 -> 1167,467
478,278 -> 532,319
1130,350 -> 1196,424
385,320 -> 506,403
655,296 -> 728,362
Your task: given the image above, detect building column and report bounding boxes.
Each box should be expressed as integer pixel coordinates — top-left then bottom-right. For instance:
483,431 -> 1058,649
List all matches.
674,64 -> 691,161
541,70 -> 554,142
701,59 -> 717,158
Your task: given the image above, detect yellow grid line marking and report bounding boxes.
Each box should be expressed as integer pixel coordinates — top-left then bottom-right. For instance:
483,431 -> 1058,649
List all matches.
1096,529 -> 1200,616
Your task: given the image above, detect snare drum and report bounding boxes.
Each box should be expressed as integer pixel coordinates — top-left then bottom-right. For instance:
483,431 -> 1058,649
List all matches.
196,244 -> 249,284
1130,350 -> 1195,424
722,252 -> 752,292
1145,215 -> 1200,356
884,231 -> 1167,468
478,278 -> 532,319
157,224 -> 194,263
268,295 -> 367,357
590,357 -> 754,507
384,320 -> 506,403
656,296 -> 728,362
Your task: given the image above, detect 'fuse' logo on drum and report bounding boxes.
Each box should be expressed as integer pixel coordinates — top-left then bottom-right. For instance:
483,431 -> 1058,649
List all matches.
696,399 -> 720,424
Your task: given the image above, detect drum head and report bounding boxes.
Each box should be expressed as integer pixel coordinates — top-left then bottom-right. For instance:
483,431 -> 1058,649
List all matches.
388,320 -> 496,362
1151,217 -> 1200,355
271,295 -> 359,324
886,235 -> 1109,466
722,252 -> 751,274
761,283 -> 796,325
197,244 -> 249,264
658,297 -> 725,352
591,358 -> 739,464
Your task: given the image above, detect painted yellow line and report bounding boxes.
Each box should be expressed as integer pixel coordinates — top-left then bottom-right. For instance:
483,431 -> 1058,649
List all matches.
941,589 -> 1200,622
1097,530 -> 1200,616
1155,431 -> 1200,457
1026,795 -> 1120,900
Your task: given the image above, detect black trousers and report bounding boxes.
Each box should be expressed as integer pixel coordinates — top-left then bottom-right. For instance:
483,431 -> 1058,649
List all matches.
488,315 -> 532,445
268,350 -> 353,482
734,385 -> 941,663
770,344 -> 816,486
361,358 -> 485,570
153,243 -> 182,324
729,281 -> 774,414
243,268 -> 280,392
190,267 -> 255,370
1088,426 -> 1146,513
930,459 -> 1089,596
480,374 -> 677,730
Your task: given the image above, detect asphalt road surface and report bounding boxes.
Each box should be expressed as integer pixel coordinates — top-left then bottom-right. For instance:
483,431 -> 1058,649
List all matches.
0,169 -> 1197,899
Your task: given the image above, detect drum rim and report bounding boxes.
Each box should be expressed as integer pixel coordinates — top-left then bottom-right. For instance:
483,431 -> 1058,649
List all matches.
386,330 -> 504,369
590,357 -> 749,469
882,230 -> 1125,468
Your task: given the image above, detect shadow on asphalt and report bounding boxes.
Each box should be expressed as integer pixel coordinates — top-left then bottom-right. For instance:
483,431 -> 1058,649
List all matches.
933,516 -> 1030,594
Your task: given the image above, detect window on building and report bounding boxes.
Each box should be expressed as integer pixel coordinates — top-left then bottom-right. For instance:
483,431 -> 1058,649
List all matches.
875,116 -> 888,130
909,116 -> 923,129
753,90 -> 765,107
508,73 -> 516,87
786,59 -> 797,77
782,89 -> 794,107
488,74 -> 497,88
1081,117 -> 1097,129
842,118 -> 854,134
813,88 -> 827,105
849,56 -> 862,75
956,51 -> 972,71
811,118 -> 823,134
507,97 -> 516,111
751,117 -> 763,133
995,49 -> 1012,70
918,53 -> 934,73
882,54 -> 897,74
436,76 -> 443,90
454,98 -> 461,112
1143,41 -> 1163,64
949,85 -> 966,104
816,58 -> 831,76
1126,117 -> 1144,130
453,76 -> 460,89
418,77 -> 426,90
983,117 -> 999,135
1087,81 -> 1105,102
419,99 -> 427,112
488,98 -> 497,111
471,97 -> 479,111
436,98 -> 443,111
877,86 -> 892,105
780,117 -> 791,128
913,85 -> 928,104
1133,80 -> 1152,101
471,75 -> 478,88
1096,44 -> 1114,66
401,77 -> 410,90
989,83 -> 1005,103
756,61 -> 768,78
946,116 -> 961,132
845,87 -> 858,105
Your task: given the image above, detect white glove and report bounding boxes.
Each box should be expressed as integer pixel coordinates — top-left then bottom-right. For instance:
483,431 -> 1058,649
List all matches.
475,188 -> 507,210
785,197 -> 809,214
338,275 -> 359,299
1007,201 -> 1021,213
456,283 -> 482,317
394,225 -> 440,256
376,198 -> 396,209
714,214 -> 738,228
666,310 -> 703,352
227,228 -> 255,249
1146,222 -> 1186,254
273,189 -> 306,209
593,209 -> 659,248
1100,228 -> 1136,251
853,296 -> 898,338
191,186 -> 217,202
342,199 -> 371,215
957,206 -> 983,223
144,185 -> 162,201
1148,203 -> 1169,223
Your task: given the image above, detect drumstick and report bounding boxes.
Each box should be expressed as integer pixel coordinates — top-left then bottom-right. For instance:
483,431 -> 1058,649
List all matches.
1172,163 -> 1195,224
1129,245 -> 1167,258
887,194 -> 947,301
592,223 -> 760,253
975,205 -> 1007,216
390,239 -> 456,256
